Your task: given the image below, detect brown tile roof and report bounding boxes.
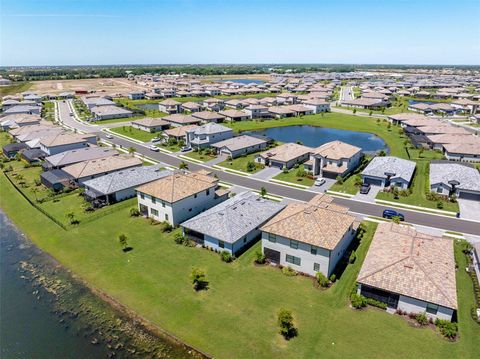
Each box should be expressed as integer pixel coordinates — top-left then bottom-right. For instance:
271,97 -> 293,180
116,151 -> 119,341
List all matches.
63,155 -> 142,179
40,133 -> 95,147
261,194 -> 355,250
312,140 -> 361,159
131,117 -> 169,127
357,222 -> 457,309
163,125 -> 199,138
163,114 -> 200,125
136,171 -> 218,203
258,143 -> 312,163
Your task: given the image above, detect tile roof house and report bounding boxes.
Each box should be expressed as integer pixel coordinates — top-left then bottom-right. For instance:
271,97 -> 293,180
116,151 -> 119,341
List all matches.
43,147 -> 118,170
181,102 -> 202,113
162,125 -> 199,142
159,99 -> 181,114
261,194 -> 358,277
218,109 -> 251,121
255,143 -> 312,169
191,111 -> 226,123
211,135 -> 268,158
185,123 -> 233,149
357,222 -> 457,321
443,140 -> 480,163
429,161 -> 480,201
131,117 -> 170,132
39,133 -> 97,155
0,114 -> 41,130
162,114 -> 202,127
181,191 -> 286,255
91,105 -> 133,121
136,171 -> 228,225
361,156 -> 416,189
83,165 -> 173,205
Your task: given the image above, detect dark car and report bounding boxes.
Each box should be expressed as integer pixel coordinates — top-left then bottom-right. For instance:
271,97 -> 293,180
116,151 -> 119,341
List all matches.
360,183 -> 371,194
382,209 -> 405,221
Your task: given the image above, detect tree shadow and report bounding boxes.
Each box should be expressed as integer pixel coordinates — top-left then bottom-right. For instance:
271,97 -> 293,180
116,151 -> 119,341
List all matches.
122,247 -> 133,253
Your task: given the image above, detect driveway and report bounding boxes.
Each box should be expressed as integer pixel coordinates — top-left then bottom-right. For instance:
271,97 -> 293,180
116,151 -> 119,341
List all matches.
458,199 -> 480,221
251,167 -> 282,180
309,178 -> 335,193
352,185 -> 382,203
204,155 -> 227,166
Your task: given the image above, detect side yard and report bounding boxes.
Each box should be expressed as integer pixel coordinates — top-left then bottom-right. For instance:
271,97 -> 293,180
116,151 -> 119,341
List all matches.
216,152 -> 265,173
109,126 -> 160,142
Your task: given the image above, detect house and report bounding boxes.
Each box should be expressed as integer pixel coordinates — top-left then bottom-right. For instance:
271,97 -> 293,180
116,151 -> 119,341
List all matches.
158,99 -> 181,114
136,171 -> 228,225
39,133 -> 97,156
255,143 -> 312,169
62,154 -> 142,184
285,104 -> 314,116
128,92 -> 145,100
211,135 -> 268,158
425,133 -> 478,151
82,97 -> 116,110
131,118 -> 170,132
40,169 -> 75,191
357,222 -> 457,321
2,142 -> 28,158
429,161 -> 480,201
218,109 -> 251,121
21,148 -> 47,163
387,112 -> 430,125
43,147 -> 118,170
443,141 -> 480,163
162,125 -> 199,143
305,141 -> 362,178
181,191 -> 286,255
244,105 -> 270,119
91,105 -> 133,121
202,98 -> 225,111
342,98 -> 388,109
162,114 -> 202,127
361,156 -> 416,189
181,102 -> 202,113
268,106 -> 296,118
0,114 -> 41,130
145,92 -> 163,100
3,105 -> 41,116
191,111 -> 226,123
303,99 -> 331,113
185,123 -> 233,149
261,194 -> 358,277
83,165 -> 173,205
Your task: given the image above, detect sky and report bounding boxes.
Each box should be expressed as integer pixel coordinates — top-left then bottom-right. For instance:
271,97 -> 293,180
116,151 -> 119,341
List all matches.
1,0 -> 479,66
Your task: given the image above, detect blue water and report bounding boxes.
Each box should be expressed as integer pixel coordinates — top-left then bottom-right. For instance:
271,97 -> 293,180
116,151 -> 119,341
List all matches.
408,100 -> 436,105
222,79 -> 265,84
248,126 -> 388,154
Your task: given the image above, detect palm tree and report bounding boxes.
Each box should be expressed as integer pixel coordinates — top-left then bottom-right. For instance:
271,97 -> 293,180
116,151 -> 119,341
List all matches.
179,161 -> 189,170
31,187 -> 39,202
128,147 -> 136,156
260,187 -> 267,198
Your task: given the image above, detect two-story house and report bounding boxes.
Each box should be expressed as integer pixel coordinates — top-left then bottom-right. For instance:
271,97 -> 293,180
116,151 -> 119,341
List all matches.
185,123 -> 233,149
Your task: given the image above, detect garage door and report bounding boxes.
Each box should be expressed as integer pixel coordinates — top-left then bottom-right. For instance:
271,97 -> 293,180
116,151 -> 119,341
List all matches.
270,161 -> 284,169
363,177 -> 383,186
264,247 -> 280,263
458,191 -> 480,201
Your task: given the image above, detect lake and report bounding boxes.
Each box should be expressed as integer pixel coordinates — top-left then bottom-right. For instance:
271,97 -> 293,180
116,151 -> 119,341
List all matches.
247,125 -> 388,154
222,79 -> 265,84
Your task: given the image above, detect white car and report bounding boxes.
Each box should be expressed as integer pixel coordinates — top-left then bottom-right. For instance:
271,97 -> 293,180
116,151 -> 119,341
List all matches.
149,145 -> 159,152
151,137 -> 161,143
105,134 -> 114,139
314,178 -> 326,186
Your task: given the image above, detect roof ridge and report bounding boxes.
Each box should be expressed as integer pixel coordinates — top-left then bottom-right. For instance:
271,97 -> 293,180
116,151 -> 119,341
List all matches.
357,256 -> 410,282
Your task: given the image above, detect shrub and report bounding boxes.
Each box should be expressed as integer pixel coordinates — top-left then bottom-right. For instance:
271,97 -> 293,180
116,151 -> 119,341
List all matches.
282,166 -> 288,174
159,221 -> 173,232
437,201 -> 444,209
351,293 -> 367,309
365,298 -> 387,309
254,251 -> 266,264
190,267 -> 208,291
296,166 -> 306,177
316,272 -> 329,287
335,175 -> 343,184
220,250 -> 234,263
277,309 -> 298,340
349,250 -> 357,264
282,266 -> 298,276
415,312 -> 428,326
129,207 -> 140,217
174,233 -> 187,245
435,319 -> 458,339
399,189 -> 409,197
329,274 -> 336,283
246,161 -> 256,172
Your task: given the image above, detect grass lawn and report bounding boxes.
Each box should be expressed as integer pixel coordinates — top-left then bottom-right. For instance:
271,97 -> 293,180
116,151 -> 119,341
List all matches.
217,152 -> 265,173
94,116 -> 142,125
1,177 -> 479,359
110,126 -> 160,142
376,161 -> 459,212
0,82 -> 32,96
41,101 -> 55,121
273,167 -> 315,187
182,150 -> 217,163
329,175 -> 360,195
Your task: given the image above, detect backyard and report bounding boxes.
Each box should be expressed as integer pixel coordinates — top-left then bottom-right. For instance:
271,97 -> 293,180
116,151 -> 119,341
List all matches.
109,125 -> 160,142
1,173 -> 479,359
217,152 -> 264,173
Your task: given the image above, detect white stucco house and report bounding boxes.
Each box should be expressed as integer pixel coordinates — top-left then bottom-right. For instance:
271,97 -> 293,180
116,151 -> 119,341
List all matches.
39,133 -> 97,156
185,123 -> 233,149
361,156 -> 416,189
357,222 -> 457,321
255,143 -> 312,169
211,135 -> 267,158
429,161 -> 480,201
260,194 -> 358,277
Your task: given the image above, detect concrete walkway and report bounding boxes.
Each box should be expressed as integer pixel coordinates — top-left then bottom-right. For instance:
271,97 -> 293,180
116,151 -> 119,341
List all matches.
352,185 -> 381,203
458,199 -> 480,221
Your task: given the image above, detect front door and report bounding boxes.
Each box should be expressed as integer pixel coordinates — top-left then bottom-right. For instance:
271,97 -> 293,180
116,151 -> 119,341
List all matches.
264,247 -> 280,263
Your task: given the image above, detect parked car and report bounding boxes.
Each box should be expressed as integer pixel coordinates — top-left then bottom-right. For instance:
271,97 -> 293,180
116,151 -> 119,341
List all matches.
181,146 -> 191,152
105,134 -> 114,139
360,183 -> 371,194
149,145 -> 159,152
314,178 -> 326,186
382,209 -> 405,221
151,137 -> 161,143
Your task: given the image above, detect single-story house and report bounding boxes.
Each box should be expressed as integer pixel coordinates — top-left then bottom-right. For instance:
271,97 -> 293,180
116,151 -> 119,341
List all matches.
3,105 -> 41,116
302,99 -> 331,113
387,112 -> 430,125
128,92 -> 145,100
131,118 -> 170,132
21,148 -> 47,163
305,141 -> 363,178
268,106 -> 296,118
181,191 -> 286,255
136,171 -> 228,225
191,111 -> 226,123
83,165 -> 173,205
429,161 -> 480,201
342,98 -> 388,109
443,142 -> 480,163
218,109 -> 251,121
202,98 -> 225,112
211,135 -> 268,158
0,114 -> 41,130
255,143 -> 312,169
261,194 -> 358,277
43,147 -> 118,170
162,125 -> 199,143
40,169 -> 75,191
425,134 -> 477,151
162,114 -> 202,127
361,156 -> 416,189
357,222 -> 457,321
185,123 -> 233,149
39,133 -> 97,156
90,105 -> 133,121
181,102 -> 202,113
158,99 -> 181,114
2,142 -> 28,158
82,97 -> 116,110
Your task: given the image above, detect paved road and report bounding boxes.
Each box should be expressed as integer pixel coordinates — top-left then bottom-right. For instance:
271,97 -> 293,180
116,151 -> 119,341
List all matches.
56,100 -> 480,236
339,86 -> 354,102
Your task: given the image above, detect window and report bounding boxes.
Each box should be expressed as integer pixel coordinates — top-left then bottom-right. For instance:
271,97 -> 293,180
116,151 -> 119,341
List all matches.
150,208 -> 158,217
426,303 -> 439,315
188,208 -> 192,212
311,246 -> 317,255
219,241 -> 225,248
194,194 -> 197,198
313,263 -> 320,272
206,189 -> 210,196
140,193 -> 144,200
243,237 -> 247,243
268,233 -> 276,242
165,214 -> 169,221
286,254 -> 301,266
161,200 -> 165,208
290,240 -> 298,249
436,187 -> 443,193
152,197 -> 156,204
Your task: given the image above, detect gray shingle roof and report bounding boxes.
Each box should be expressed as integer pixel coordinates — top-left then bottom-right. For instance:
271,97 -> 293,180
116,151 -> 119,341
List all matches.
362,156 -> 416,183
45,147 -> 118,167
181,191 -> 286,243
430,161 -> 480,192
83,165 -> 172,196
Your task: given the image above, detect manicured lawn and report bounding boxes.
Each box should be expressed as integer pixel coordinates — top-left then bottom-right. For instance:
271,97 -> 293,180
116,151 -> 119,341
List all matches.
330,175 -> 360,195
94,116 -> 144,125
217,152 -> 264,173
273,167 -> 315,187
110,126 -> 160,142
0,81 -> 31,96
157,143 -> 182,152
376,161 -> 459,212
183,150 -> 217,163
41,101 -> 55,121
1,178 -> 479,359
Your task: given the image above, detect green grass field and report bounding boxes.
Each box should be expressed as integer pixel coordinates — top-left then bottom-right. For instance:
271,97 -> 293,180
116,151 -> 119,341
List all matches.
182,150 -> 217,163
217,153 -> 264,173
1,174 -> 479,358
0,82 -> 32,96
329,175 -> 360,195
110,126 -> 160,142
273,168 -> 315,187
